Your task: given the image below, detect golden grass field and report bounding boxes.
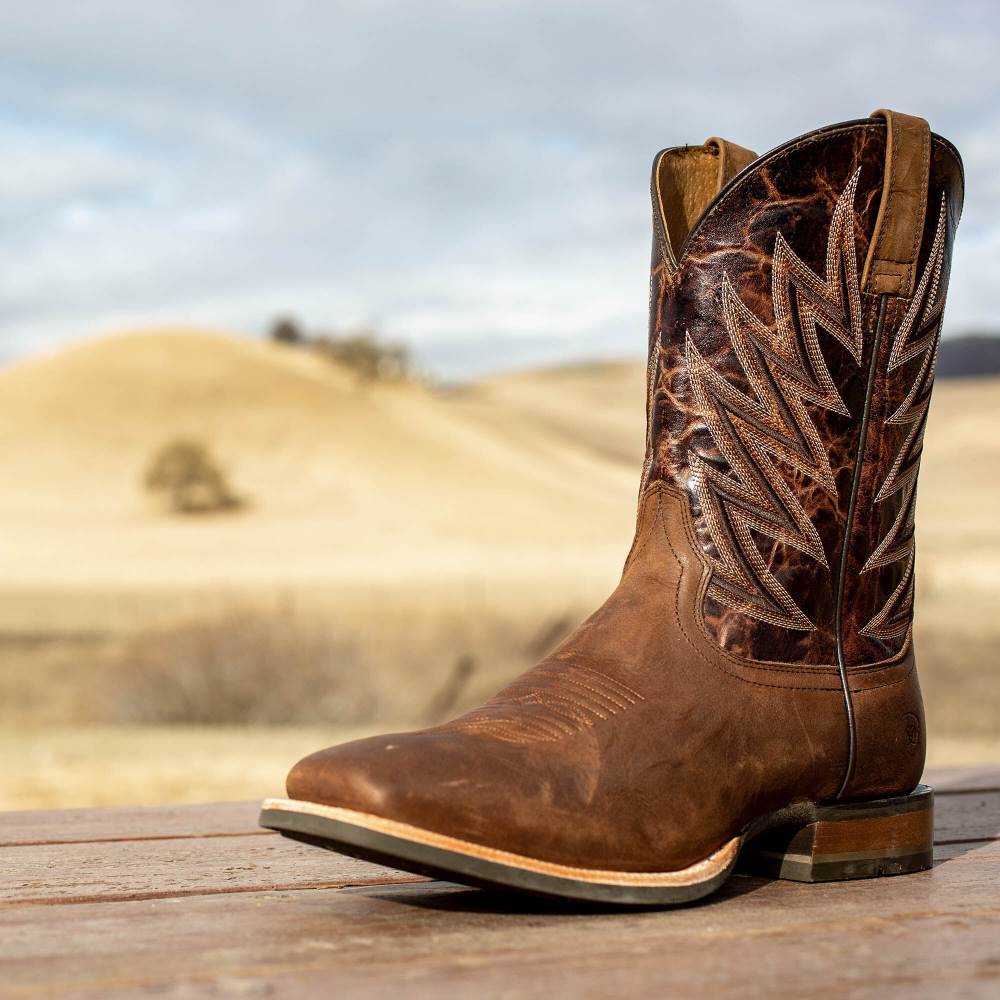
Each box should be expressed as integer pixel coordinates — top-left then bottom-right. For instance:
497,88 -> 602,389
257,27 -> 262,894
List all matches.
2,330 -> 999,808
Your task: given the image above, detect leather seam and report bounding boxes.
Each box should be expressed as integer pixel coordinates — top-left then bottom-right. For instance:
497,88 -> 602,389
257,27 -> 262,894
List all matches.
869,121 -> 931,293
833,291 -> 891,798
679,128 -> 957,268
906,128 -> 932,288
849,656 -> 915,694
642,480 -> 911,681
869,120 -> 898,283
677,124 -> 878,264
651,485 -> 845,692
652,150 -> 678,273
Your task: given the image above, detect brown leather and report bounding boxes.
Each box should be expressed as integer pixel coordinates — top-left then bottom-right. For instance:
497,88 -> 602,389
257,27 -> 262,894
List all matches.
705,135 -> 757,190
290,483 -> 853,872
654,136 -> 758,263
286,112 -> 963,873
644,115 -> 963,668
862,110 -> 932,297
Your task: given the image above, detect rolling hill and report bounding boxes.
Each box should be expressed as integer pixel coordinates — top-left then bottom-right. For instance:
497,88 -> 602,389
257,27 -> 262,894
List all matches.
3,329 -> 1000,801
1,328 -> 998,595
0,330 -> 644,589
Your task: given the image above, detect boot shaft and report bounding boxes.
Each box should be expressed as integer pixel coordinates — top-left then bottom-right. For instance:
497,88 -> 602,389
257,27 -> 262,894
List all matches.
643,111 -> 964,669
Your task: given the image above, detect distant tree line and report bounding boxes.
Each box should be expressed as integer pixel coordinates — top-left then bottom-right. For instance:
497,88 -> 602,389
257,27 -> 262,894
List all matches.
269,316 -> 409,381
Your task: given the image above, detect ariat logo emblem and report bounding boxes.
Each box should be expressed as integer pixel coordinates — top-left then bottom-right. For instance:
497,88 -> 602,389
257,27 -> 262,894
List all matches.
687,171 -> 864,630
860,198 -> 949,640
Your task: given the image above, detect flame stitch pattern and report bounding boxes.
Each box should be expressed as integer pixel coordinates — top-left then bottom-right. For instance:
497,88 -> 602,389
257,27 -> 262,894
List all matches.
440,665 -> 644,745
860,197 -> 949,640
686,169 -> 864,630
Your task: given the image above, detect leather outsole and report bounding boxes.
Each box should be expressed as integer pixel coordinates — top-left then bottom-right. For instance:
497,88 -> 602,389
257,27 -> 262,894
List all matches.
259,797 -> 741,906
259,784 -> 934,906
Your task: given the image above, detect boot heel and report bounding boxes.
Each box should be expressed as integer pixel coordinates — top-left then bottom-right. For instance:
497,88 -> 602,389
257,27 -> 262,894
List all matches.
739,785 -> 934,882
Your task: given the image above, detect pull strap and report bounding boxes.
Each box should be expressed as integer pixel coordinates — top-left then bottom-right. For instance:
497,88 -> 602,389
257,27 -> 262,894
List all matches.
704,136 -> 757,190
655,136 -> 758,264
862,108 -> 932,297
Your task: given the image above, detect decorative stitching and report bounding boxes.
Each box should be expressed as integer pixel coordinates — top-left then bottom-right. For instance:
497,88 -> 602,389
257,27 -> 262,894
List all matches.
643,480 -> 913,689
860,197 -> 949,640
687,170 -> 864,631
654,486 -> 843,692
440,665 -> 644,745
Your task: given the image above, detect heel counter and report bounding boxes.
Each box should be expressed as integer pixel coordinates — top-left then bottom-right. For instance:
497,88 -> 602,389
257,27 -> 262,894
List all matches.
843,650 -> 926,801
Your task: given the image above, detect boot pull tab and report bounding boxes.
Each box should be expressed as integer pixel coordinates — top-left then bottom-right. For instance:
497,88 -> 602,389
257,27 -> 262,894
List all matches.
704,136 -> 757,191
655,136 -> 758,265
862,108 -> 932,298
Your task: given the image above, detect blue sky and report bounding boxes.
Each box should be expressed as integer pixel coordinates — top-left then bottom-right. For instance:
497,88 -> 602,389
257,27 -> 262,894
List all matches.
1,0 -> 997,376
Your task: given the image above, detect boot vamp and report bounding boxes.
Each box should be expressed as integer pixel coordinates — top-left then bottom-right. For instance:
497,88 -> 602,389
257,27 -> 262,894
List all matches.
288,667 -> 729,872
286,484 -> 849,873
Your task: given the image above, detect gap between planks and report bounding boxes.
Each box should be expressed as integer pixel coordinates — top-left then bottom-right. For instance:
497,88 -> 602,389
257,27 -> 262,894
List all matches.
2,874 -> 428,909
3,774 -> 997,912
0,830 -> 275,849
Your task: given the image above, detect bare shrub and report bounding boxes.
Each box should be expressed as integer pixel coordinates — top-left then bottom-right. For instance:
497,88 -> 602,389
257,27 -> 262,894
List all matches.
269,316 -> 304,344
423,654 -> 476,723
111,609 -> 373,724
144,439 -> 242,515
314,329 -> 409,381
266,315 -> 409,381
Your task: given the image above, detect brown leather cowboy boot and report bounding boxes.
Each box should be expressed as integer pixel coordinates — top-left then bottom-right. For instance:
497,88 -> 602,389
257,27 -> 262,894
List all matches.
261,110 -> 963,905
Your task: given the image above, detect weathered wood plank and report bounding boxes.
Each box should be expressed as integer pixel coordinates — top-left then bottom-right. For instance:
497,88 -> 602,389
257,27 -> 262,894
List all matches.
1,833 -> 421,906
933,790 -> 1000,842
2,840 -> 998,998
923,766 -> 1000,793
2,787 -> 996,907
0,801 -> 261,847
2,766 -> 993,847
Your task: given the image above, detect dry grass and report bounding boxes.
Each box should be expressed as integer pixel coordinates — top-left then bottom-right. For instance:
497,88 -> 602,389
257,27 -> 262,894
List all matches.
109,608 -> 371,725
0,331 -> 997,809
3,725 -> 376,810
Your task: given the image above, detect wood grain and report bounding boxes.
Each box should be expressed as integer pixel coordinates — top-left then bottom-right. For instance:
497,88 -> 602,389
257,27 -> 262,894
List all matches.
2,841 -> 998,998
1,768 -> 998,998
0,801 -> 261,847
923,766 -> 1000,793
1,834 -> 421,906
2,791 -> 995,907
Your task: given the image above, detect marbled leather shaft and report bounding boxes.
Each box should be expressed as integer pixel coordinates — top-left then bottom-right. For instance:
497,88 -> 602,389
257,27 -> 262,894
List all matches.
643,120 -> 963,667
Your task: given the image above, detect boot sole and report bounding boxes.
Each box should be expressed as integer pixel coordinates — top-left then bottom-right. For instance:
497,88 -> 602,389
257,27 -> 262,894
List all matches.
258,784 -> 932,906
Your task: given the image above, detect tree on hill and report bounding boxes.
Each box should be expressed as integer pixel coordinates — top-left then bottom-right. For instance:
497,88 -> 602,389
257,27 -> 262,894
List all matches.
268,316 -> 409,381
270,317 -> 304,344
144,439 -> 243,515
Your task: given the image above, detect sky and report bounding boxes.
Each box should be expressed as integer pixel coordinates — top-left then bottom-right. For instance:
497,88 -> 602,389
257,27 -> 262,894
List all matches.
1,0 -> 998,377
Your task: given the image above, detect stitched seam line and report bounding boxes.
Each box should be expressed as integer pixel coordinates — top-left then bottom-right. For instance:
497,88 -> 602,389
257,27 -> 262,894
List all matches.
906,132 -> 932,289
640,480 -> 911,681
833,293 -> 890,799
676,123 -> 954,272
870,119 -> 897,270
644,482 -> 914,696
652,487 -> 842,692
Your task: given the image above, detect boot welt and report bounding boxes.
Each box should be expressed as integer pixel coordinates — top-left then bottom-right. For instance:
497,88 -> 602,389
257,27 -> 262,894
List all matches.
259,785 -> 932,906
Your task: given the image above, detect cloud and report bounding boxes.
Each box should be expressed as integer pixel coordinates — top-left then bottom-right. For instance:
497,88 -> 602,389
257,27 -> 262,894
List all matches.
0,0 -> 997,372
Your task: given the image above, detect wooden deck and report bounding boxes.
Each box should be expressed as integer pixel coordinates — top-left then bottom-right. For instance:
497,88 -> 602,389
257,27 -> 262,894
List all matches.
3,766 -> 999,998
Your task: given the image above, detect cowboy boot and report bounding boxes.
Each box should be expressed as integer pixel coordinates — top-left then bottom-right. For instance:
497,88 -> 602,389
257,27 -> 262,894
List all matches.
261,110 -> 963,905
